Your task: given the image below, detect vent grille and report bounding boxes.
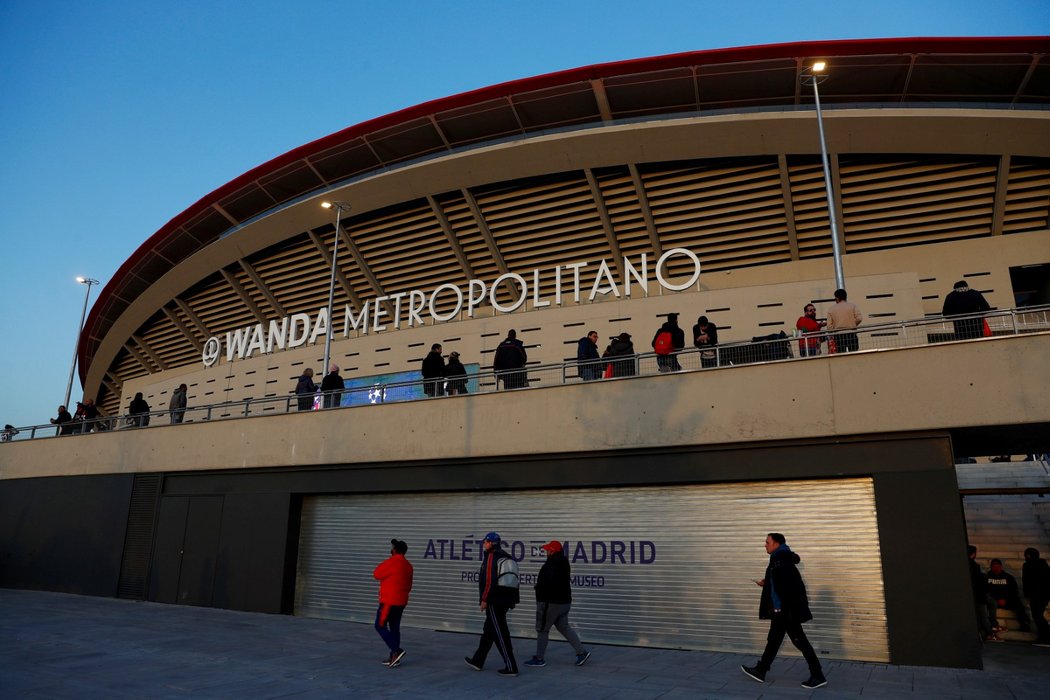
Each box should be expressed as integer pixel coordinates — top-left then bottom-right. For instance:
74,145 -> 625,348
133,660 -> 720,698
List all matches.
116,473 -> 162,600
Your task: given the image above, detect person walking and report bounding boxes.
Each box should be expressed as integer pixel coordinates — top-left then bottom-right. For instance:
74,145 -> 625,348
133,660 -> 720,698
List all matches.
652,313 -> 685,372
576,331 -> 601,381
741,533 -> 827,689
320,364 -> 345,408
422,344 -> 446,397
465,532 -> 520,676
169,384 -> 188,424
524,540 -> 590,668
942,280 -> 991,340
825,289 -> 863,353
373,539 -> 414,668
493,330 -> 528,389
295,368 -> 317,411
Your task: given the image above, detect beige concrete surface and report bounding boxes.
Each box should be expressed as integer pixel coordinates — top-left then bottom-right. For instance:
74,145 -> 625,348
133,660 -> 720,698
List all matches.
5,332 -> 1048,480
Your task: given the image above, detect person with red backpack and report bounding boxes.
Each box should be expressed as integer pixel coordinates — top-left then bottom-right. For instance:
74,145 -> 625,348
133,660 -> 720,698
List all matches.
652,313 -> 685,372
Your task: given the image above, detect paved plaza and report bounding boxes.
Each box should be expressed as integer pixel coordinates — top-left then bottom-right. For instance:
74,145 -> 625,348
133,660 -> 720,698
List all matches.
1,589 -> 1047,699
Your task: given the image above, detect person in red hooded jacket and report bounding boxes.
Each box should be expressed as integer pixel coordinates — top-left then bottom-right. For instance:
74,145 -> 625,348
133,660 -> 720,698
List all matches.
373,539 -> 414,668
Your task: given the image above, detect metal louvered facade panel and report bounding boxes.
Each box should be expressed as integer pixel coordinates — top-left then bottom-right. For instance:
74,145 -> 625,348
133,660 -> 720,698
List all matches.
294,477 -> 888,662
116,473 -> 162,600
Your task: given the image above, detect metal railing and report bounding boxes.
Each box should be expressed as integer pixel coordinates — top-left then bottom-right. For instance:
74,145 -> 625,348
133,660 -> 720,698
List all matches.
4,304 -> 1048,443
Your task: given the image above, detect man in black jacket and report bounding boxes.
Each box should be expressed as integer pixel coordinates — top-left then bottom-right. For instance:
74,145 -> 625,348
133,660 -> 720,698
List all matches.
742,533 -> 827,690
421,344 -> 446,397
465,532 -> 520,676
1023,548 -> 1050,644
942,280 -> 991,340
320,364 -> 344,408
493,330 -> 528,389
524,541 -> 590,668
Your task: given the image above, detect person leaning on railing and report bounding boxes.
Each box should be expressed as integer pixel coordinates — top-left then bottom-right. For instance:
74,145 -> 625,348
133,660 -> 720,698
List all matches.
942,280 -> 991,340
795,304 -> 826,357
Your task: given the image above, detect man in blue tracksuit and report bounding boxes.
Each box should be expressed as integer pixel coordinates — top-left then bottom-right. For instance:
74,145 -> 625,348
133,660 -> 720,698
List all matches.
742,533 -> 827,690
465,532 -> 520,676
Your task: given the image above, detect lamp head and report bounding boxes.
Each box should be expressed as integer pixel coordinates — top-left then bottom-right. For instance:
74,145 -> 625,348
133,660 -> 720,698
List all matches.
812,61 -> 827,73
76,276 -> 99,285
321,201 -> 351,212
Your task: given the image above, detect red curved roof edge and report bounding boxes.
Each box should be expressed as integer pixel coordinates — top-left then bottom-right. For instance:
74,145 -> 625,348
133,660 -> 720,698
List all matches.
79,36 -> 1050,376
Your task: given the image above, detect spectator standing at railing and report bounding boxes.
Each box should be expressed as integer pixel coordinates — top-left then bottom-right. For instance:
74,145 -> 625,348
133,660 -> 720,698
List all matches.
446,352 -> 469,395
652,313 -> 685,372
825,289 -> 863,353
422,344 -> 446,397
129,392 -> 151,427
169,384 -> 188,424
795,304 -> 826,357
51,406 -> 74,435
76,399 -> 101,432
576,331 -> 601,381
321,364 -> 345,408
493,330 -> 528,389
603,332 -> 636,377
2,424 -> 18,442
942,280 -> 991,340
295,368 -> 317,411
693,316 -> 719,368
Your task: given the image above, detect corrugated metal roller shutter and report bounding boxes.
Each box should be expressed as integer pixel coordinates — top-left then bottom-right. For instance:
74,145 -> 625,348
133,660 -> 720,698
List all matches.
295,477 -> 888,662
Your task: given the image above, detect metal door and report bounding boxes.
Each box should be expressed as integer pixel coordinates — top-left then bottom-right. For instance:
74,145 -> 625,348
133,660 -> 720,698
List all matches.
294,478 -> 889,662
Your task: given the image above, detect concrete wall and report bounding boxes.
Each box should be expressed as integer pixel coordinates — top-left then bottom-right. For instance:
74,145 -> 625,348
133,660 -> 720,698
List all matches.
4,331 -> 1048,480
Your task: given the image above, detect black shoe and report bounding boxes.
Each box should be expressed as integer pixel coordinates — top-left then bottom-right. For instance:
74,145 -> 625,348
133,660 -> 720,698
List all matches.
464,657 -> 483,671
801,675 -> 828,689
388,649 -> 405,668
497,668 -> 519,677
741,665 -> 765,683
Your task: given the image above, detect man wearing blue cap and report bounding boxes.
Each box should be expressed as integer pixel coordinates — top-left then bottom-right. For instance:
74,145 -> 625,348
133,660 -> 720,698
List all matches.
465,532 -> 520,676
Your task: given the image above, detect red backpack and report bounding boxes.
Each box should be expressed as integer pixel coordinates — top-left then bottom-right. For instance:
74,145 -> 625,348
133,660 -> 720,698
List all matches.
654,331 -> 673,355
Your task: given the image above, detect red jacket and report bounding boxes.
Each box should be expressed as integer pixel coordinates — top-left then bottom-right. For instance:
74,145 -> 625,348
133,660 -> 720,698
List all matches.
373,554 -> 413,606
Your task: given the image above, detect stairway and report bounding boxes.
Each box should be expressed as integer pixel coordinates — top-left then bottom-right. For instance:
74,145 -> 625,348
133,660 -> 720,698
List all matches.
958,460 -> 1050,642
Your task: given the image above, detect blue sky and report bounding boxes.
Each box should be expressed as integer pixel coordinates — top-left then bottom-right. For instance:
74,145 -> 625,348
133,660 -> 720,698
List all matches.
0,1 -> 1047,430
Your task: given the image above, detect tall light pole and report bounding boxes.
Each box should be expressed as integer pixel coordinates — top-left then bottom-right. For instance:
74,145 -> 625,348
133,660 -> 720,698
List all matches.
320,201 -> 350,379
800,61 -> 845,290
64,276 -> 99,409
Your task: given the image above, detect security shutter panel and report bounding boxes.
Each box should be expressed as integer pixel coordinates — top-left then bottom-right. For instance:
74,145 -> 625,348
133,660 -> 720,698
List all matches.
294,477 -> 888,662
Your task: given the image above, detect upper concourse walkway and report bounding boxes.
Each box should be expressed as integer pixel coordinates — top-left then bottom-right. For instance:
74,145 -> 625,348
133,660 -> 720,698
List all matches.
6,305 -> 1050,443
2,317 -> 1048,481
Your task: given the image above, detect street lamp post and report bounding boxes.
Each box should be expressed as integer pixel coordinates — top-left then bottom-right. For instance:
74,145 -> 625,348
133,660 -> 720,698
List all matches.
320,201 -> 351,379
800,61 -> 845,290
64,276 -> 99,410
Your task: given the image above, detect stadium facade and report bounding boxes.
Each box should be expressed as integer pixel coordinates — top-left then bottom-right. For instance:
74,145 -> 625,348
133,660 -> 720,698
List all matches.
2,37 -> 1050,670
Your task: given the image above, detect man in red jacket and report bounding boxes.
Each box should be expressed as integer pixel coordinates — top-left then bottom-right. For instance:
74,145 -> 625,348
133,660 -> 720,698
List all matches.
373,539 -> 414,668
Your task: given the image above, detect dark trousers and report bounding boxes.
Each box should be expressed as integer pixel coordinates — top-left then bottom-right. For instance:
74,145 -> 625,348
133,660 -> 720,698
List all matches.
656,354 -> 681,371
1031,596 -> 1050,641
836,332 -> 859,353
375,604 -> 405,654
758,613 -> 823,677
469,605 -> 517,671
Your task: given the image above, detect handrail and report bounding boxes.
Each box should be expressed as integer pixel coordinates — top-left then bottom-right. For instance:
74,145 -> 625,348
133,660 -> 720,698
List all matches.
4,304 -> 1049,443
